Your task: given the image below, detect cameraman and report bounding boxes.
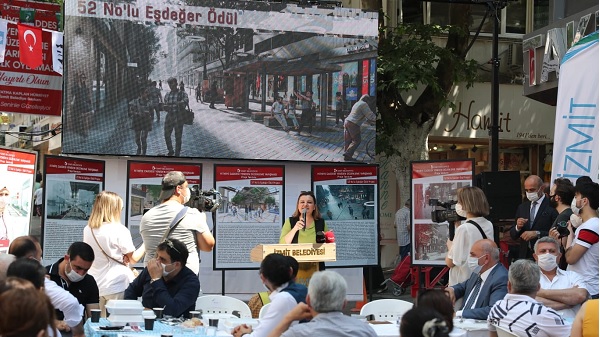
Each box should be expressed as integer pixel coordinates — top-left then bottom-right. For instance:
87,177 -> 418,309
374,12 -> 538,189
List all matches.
140,171 -> 215,275
445,187 -> 494,287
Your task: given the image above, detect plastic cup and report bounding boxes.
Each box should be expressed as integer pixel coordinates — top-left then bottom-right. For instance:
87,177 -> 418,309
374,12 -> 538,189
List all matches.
153,307 -> 164,319
90,309 -> 101,323
209,318 -> 219,327
144,316 -> 156,330
189,310 -> 201,318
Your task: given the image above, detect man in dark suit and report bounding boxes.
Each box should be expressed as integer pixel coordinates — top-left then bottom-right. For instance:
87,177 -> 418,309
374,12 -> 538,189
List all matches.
510,175 -> 559,259
445,239 -> 508,320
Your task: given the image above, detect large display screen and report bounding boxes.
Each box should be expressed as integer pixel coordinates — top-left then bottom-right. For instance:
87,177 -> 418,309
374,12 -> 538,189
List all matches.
62,1 -> 378,163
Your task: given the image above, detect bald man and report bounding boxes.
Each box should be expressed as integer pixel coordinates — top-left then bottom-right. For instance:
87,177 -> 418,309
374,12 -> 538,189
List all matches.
510,175 -> 558,259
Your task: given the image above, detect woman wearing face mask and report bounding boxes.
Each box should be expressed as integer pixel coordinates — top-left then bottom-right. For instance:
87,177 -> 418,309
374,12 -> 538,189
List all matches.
445,187 -> 494,288
139,171 -> 215,276
83,191 -> 145,316
232,253 -> 306,337
279,191 -> 328,285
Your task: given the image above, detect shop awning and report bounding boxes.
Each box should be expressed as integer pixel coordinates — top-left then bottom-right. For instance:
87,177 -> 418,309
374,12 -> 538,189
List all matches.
225,57 -> 341,76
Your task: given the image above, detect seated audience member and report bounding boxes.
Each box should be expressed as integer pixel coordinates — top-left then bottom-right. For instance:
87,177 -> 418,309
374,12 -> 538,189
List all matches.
560,182 -> 598,299
533,236 -> 588,318
0,280 -> 56,337
46,242 -> 100,319
570,299 -> 598,337
417,290 -> 468,336
3,267 -> 60,337
124,238 -> 199,317
488,260 -> 572,337
248,256 -> 301,318
444,239 -> 508,320
233,253 -> 308,337
9,236 -> 85,337
267,271 -> 377,337
400,307 -> 450,337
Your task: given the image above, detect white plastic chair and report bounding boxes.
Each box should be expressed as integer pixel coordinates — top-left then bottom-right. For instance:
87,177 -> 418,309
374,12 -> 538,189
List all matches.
195,295 -> 252,318
359,299 -> 413,321
258,302 -> 271,319
496,326 -> 519,337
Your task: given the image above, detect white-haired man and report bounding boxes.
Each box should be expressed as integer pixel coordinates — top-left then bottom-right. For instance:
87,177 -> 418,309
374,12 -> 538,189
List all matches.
267,271 -> 377,337
488,259 -> 571,337
533,236 -> 588,319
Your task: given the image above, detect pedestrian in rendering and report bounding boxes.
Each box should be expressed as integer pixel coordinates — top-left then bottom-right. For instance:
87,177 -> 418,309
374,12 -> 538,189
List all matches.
335,91 -> 344,127
271,96 -> 290,132
295,90 -> 315,136
163,77 -> 189,156
129,88 -> 153,155
209,82 -> 218,109
286,96 -> 299,130
343,94 -> 376,161
70,72 -> 94,138
149,81 -> 163,123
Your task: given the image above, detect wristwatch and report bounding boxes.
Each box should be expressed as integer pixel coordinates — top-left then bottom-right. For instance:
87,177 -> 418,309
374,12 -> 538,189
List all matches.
150,277 -> 161,283
536,231 -> 540,238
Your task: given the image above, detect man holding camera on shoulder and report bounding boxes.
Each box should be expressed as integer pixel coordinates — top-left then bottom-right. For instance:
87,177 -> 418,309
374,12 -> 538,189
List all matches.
140,171 -> 215,276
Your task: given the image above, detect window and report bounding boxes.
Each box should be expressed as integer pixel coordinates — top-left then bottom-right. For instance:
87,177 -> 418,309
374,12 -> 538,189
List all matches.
533,0 -> 550,30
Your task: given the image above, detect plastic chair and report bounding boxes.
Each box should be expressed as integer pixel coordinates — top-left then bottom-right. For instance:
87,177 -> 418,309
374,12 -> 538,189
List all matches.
359,299 -> 413,321
496,326 -> 519,337
258,302 -> 271,319
195,295 -> 252,318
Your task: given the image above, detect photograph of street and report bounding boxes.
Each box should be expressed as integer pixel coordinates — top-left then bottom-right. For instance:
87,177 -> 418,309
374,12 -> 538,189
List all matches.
217,186 -> 281,223
45,181 -> 99,220
62,2 -> 377,162
315,184 -> 375,221
413,223 -> 448,263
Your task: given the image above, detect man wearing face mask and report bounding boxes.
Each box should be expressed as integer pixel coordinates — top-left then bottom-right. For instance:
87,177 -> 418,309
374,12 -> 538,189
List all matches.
140,171 -> 215,275
46,242 -> 100,321
445,239 -> 508,320
533,236 -> 588,319
125,238 -> 199,317
510,175 -> 558,259
553,182 -> 599,299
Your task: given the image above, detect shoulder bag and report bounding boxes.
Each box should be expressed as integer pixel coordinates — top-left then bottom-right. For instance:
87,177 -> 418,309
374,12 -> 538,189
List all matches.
90,227 -> 140,277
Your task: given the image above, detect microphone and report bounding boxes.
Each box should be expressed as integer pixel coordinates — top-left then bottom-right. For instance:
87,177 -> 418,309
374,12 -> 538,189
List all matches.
302,208 -> 307,231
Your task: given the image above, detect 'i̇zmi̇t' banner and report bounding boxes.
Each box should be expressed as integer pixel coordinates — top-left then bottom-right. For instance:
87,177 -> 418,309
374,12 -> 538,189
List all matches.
411,159 -> 474,266
312,165 -> 378,267
0,1 -> 62,116
0,147 -> 37,253
126,161 -> 202,250
214,165 -> 285,270
42,156 -> 105,265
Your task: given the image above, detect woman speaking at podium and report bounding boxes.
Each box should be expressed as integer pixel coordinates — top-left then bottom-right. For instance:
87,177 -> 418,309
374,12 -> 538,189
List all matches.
279,191 -> 328,285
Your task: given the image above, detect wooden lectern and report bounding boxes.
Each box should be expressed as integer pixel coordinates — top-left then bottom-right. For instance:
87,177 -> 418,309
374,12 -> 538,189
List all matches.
250,243 -> 336,263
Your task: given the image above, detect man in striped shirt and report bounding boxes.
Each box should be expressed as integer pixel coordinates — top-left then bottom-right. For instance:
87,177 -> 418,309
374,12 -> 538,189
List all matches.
488,259 -> 571,337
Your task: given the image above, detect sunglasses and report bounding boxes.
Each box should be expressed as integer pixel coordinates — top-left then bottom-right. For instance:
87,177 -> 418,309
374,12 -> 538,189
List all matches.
162,239 -> 181,254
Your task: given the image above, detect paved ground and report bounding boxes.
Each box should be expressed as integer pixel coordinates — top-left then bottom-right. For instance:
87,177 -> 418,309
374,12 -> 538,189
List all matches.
62,89 -> 376,163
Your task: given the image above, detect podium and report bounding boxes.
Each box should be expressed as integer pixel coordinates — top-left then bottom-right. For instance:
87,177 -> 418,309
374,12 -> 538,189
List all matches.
250,243 -> 336,263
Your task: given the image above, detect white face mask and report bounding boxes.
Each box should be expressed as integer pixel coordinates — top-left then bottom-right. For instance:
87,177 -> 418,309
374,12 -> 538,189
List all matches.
183,187 -> 191,204
161,263 -> 175,277
66,262 -> 85,282
537,253 -> 558,272
570,213 -> 583,228
467,255 -> 485,274
455,203 -> 467,218
571,198 -> 582,216
526,190 -> 540,202
0,196 -> 8,208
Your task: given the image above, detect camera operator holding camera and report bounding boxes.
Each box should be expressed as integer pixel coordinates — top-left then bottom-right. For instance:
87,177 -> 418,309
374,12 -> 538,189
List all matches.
445,187 -> 494,287
140,171 -> 215,275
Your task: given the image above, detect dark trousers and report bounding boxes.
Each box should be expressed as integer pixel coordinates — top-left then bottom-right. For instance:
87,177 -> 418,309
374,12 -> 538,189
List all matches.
298,109 -> 314,134
335,108 -> 344,124
164,112 -> 183,156
399,244 -> 411,260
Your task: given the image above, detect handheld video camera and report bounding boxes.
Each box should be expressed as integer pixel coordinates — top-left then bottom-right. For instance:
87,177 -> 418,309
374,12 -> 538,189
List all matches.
186,187 -> 222,212
429,199 -> 462,223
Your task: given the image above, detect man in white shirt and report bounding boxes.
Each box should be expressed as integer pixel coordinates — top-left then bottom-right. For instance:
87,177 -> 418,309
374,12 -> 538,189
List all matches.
395,198 -> 411,260
557,182 -> 599,298
533,236 -> 588,318
33,182 -> 44,217
488,259 -> 571,337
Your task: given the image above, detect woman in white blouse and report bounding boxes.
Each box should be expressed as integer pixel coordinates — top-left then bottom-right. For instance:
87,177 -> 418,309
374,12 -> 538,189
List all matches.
83,191 -> 144,316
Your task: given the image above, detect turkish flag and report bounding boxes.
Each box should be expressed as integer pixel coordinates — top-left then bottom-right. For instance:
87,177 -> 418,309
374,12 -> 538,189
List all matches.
18,23 -> 43,70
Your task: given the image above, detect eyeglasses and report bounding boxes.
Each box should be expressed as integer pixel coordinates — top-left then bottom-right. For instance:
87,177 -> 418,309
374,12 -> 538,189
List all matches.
162,239 -> 181,254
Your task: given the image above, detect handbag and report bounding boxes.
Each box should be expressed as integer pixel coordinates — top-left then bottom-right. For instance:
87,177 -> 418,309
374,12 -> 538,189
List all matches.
89,227 -> 139,277
182,104 -> 194,125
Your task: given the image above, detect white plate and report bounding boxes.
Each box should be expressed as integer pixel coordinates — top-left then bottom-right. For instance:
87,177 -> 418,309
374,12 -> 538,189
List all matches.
222,318 -> 259,331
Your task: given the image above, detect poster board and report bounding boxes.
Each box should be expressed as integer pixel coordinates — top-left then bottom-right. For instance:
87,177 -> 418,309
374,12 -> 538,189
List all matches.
0,146 -> 36,252
312,164 -> 378,267
42,155 -> 104,264
213,164 -> 284,270
411,159 -> 474,266
126,161 -> 202,248
0,0 -> 63,116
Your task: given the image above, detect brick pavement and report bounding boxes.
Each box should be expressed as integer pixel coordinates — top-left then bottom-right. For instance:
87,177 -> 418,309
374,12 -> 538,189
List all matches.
62,91 -> 376,163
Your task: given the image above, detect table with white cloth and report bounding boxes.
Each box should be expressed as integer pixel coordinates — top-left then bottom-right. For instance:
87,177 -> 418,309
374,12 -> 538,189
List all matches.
84,318 -> 237,337
369,318 -> 488,337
